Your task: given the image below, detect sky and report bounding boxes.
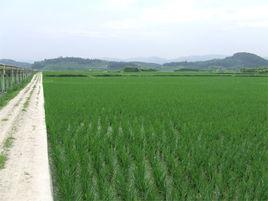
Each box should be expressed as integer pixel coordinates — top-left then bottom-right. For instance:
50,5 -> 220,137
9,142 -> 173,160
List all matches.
1,0 -> 268,61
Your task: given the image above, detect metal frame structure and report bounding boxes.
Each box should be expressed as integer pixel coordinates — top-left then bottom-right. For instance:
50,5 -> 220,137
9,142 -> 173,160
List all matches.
0,64 -> 34,94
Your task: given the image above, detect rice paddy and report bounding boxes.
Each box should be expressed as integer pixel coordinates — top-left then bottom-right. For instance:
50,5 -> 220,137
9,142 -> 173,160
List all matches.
43,73 -> 268,201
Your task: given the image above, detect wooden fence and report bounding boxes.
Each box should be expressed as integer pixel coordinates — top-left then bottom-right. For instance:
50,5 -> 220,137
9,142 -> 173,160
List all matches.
0,64 -> 34,94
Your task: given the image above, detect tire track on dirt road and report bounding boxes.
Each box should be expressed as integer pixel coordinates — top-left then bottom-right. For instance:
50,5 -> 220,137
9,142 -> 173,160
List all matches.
0,76 -> 37,146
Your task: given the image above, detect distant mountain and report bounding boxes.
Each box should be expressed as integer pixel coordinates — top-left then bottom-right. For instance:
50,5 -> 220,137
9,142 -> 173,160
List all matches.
31,52 -> 268,71
105,55 -> 227,64
125,57 -> 170,64
163,52 -> 268,69
32,57 -> 161,71
0,59 -> 32,68
174,55 -> 226,62
100,57 -> 123,62
100,57 -> 169,64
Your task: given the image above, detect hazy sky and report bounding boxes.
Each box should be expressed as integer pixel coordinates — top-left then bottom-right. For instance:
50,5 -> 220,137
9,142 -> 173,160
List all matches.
1,0 -> 268,61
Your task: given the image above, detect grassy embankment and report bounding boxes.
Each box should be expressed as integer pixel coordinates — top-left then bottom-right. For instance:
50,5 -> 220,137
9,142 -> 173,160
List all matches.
0,76 -> 33,109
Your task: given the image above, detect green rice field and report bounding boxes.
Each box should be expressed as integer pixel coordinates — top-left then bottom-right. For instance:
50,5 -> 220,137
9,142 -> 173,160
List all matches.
43,73 -> 268,201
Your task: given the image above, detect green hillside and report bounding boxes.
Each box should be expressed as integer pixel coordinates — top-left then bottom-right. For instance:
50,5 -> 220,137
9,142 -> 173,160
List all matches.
31,53 -> 268,71
32,57 -> 161,71
32,57 -> 109,70
163,52 -> 268,69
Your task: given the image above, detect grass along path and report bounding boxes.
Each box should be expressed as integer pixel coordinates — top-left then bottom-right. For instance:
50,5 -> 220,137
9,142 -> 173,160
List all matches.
0,76 -> 33,109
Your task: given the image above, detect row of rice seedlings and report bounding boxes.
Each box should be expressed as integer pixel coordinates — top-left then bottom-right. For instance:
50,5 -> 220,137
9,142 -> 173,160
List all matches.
44,75 -> 268,200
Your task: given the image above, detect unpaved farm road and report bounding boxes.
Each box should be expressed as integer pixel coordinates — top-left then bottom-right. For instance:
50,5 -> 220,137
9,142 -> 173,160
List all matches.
0,73 -> 53,201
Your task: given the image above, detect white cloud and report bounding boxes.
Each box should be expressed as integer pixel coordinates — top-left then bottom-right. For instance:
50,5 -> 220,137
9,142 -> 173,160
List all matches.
141,0 -> 212,24
104,0 -> 136,9
226,5 -> 268,28
102,0 -> 268,30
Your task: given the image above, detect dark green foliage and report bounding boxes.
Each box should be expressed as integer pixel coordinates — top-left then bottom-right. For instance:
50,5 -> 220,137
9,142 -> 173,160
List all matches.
240,67 -> 268,73
175,68 -> 201,72
140,68 -> 158,72
123,67 -> 140,72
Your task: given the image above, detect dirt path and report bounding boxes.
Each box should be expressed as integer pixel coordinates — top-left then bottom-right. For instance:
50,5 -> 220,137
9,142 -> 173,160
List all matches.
0,73 -> 53,201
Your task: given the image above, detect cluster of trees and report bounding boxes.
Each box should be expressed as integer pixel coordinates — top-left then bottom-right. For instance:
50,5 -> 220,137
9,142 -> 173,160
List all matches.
32,57 -> 109,70
108,62 -> 139,70
240,68 -> 268,73
32,57 -> 161,71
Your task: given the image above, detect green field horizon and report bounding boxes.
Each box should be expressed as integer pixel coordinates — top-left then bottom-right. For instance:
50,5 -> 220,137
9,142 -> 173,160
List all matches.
44,72 -> 268,200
